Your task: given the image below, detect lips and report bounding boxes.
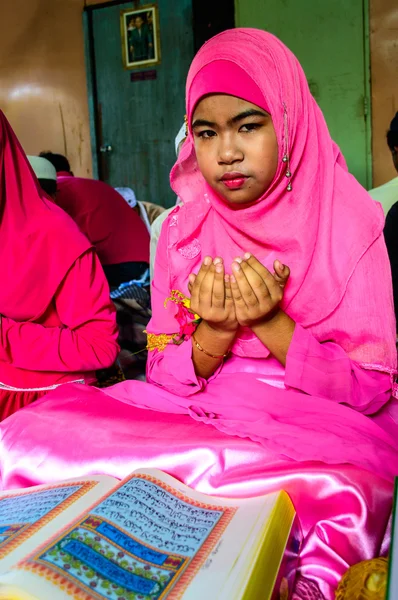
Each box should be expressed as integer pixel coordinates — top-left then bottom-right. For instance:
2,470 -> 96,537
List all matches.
220,172 -> 248,190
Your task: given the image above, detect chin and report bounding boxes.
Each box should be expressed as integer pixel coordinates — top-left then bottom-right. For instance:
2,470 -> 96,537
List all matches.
231,199 -> 255,207
222,193 -> 257,207
215,183 -> 261,206
210,182 -> 259,206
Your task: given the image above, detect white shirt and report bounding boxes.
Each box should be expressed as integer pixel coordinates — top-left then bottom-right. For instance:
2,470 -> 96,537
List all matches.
368,177 -> 398,215
150,207 -> 174,281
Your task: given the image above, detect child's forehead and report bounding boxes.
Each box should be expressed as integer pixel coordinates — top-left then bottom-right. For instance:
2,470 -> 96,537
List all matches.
187,60 -> 270,123
192,95 -> 262,119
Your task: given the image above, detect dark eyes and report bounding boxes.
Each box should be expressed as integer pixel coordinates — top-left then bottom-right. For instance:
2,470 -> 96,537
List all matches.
240,123 -> 261,132
197,123 -> 262,139
197,130 -> 216,139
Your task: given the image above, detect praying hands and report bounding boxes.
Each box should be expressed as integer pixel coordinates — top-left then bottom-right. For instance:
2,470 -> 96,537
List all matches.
188,254 -> 290,332
189,254 -> 294,374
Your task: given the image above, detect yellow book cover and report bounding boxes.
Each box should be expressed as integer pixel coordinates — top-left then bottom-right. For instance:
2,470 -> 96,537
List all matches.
387,477 -> 398,600
0,469 -> 301,599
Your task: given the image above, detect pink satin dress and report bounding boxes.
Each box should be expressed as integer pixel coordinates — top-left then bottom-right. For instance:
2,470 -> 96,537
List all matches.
1,306 -> 397,600
0,384 -> 394,600
1,221 -> 397,599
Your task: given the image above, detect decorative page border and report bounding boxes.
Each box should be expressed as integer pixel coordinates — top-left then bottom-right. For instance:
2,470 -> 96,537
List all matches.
19,474 -> 237,599
0,481 -> 97,559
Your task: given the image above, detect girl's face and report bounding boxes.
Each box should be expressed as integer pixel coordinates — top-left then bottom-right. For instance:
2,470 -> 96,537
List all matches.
192,94 -> 278,206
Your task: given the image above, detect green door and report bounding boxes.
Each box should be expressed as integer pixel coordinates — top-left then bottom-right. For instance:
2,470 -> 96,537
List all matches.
85,1 -> 194,207
235,0 -> 371,188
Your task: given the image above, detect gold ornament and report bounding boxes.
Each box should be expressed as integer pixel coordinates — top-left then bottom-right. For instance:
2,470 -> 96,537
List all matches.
146,332 -> 176,353
335,557 -> 388,600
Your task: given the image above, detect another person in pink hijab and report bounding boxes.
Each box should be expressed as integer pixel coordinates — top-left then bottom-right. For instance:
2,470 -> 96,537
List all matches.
0,111 -> 119,420
1,30 -> 397,599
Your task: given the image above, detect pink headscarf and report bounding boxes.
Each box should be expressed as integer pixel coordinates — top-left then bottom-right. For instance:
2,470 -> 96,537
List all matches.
165,29 -> 396,369
0,111 -> 91,321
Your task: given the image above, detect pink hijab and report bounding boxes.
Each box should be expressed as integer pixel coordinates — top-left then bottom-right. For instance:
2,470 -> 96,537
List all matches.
164,29 -> 396,369
0,111 -> 91,321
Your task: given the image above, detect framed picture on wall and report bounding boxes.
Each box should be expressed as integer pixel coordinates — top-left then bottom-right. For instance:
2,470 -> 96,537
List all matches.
120,4 -> 161,70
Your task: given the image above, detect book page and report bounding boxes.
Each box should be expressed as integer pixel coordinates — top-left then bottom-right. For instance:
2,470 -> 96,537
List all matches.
0,476 -> 116,574
183,494 -> 285,600
1,470 -> 284,600
5,470 -> 250,600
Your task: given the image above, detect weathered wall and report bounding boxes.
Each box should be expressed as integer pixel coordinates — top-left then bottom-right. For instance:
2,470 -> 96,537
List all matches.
1,0 -> 397,184
0,0 -> 92,176
370,0 -> 398,187
235,0 -> 371,187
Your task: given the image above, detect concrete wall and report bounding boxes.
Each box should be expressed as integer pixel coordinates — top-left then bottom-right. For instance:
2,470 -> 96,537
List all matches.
0,0 -> 93,176
235,0 -> 371,187
236,0 -> 398,188
1,0 -> 397,184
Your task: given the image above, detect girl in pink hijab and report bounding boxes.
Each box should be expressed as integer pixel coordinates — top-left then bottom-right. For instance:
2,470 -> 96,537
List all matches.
1,30 -> 397,599
143,28 -> 398,458
0,111 -> 119,419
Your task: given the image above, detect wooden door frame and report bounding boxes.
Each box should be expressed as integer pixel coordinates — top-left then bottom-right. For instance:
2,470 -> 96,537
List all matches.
362,0 -> 373,189
83,9 -> 99,179
83,0 -> 235,180
85,0 -> 138,10
85,1 -> 370,186
84,0 -> 136,180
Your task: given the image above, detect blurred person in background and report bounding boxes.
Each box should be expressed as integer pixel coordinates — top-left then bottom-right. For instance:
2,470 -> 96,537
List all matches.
0,114 -> 118,419
149,122 -> 187,279
377,112 -> 398,326
39,151 -> 150,289
369,112 -> 398,215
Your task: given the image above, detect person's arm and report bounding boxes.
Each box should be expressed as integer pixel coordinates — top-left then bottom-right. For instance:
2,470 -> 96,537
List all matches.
284,323 -> 392,413
190,320 -> 235,380
187,257 -> 238,379
244,248 -> 395,412
229,253 -> 294,366
251,309 -> 295,366
283,235 -> 396,413
230,251 -> 394,413
147,223 -> 235,395
0,250 -> 119,372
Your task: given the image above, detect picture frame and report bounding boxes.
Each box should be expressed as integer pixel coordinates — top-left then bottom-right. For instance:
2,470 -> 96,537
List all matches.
120,4 -> 161,70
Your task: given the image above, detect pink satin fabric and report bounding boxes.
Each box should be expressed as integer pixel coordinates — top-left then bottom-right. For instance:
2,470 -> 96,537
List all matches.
0,388 -> 393,600
148,213 -> 396,429
1,29 -> 397,600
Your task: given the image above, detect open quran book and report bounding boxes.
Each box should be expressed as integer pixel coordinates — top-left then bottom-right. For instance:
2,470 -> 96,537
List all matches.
0,469 -> 301,600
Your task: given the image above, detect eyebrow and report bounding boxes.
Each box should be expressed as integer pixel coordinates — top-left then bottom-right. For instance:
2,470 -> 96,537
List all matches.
231,109 -> 268,123
191,109 -> 268,130
191,118 -> 216,129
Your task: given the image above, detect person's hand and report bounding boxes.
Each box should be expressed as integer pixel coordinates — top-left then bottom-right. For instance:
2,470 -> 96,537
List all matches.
188,256 -> 238,334
230,253 -> 290,328
272,259 -> 290,289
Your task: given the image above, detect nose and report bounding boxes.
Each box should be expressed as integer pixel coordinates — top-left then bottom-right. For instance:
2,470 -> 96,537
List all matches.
217,133 -> 244,165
